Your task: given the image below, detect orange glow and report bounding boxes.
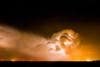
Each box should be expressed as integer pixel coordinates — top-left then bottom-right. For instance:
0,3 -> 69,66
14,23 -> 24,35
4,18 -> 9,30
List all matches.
86,58 -> 92,62
10,58 -> 17,62
0,26 -> 99,61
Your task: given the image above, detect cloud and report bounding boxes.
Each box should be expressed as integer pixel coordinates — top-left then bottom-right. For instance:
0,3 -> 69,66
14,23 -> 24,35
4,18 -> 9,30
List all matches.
0,25 -> 80,61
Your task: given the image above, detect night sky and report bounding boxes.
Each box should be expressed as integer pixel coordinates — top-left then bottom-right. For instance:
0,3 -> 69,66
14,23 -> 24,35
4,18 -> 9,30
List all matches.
0,0 -> 100,61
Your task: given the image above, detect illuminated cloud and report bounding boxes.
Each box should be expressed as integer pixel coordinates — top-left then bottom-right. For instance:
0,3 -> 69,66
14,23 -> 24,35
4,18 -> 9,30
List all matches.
0,25 -> 90,61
